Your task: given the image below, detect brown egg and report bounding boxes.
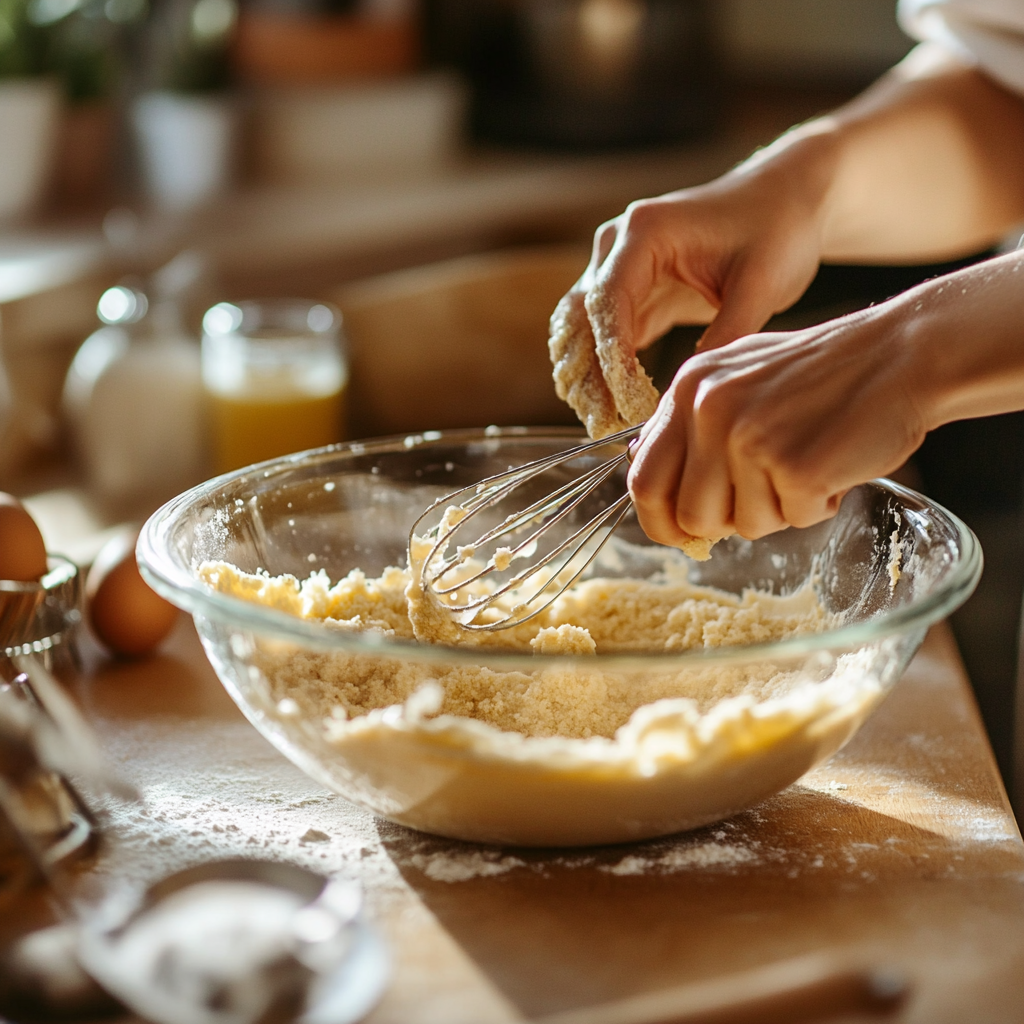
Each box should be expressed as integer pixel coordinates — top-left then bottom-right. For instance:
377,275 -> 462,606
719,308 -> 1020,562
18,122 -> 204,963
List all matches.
0,493 -> 48,581
87,530 -> 179,658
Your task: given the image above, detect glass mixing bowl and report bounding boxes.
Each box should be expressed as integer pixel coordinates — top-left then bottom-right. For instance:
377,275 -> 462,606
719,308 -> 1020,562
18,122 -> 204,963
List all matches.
138,428 -> 981,847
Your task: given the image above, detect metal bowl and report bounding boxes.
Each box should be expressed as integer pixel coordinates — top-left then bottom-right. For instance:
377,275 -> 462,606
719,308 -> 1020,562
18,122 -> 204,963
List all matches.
0,557 -> 81,662
138,428 -> 981,847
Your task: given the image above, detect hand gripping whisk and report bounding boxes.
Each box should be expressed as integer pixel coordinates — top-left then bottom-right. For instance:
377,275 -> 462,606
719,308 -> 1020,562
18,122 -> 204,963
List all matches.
408,425 -> 642,631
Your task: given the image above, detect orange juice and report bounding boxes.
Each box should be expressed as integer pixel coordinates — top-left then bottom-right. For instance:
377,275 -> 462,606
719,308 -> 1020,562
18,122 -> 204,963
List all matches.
207,384 -> 347,474
201,300 -> 348,474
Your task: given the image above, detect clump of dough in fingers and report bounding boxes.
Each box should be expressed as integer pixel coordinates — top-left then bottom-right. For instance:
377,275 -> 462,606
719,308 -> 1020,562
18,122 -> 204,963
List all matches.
585,283 -> 660,429
549,291 -> 627,441
548,285 -> 715,561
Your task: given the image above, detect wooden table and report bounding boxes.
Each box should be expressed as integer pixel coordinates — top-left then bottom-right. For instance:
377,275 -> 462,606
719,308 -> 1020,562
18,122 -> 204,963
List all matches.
9,619 -> 1024,1023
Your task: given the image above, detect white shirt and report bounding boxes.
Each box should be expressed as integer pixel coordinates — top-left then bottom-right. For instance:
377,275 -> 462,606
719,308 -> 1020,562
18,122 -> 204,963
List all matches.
899,0 -> 1024,95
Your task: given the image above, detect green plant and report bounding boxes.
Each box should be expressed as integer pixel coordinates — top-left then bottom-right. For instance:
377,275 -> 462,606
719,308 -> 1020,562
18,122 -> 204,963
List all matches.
147,0 -> 236,93
0,0 -> 47,76
29,0 -> 147,99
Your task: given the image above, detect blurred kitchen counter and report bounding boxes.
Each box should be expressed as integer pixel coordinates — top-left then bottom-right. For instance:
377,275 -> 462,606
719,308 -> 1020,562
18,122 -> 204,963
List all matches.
0,140 -> 746,483
179,138 -> 752,296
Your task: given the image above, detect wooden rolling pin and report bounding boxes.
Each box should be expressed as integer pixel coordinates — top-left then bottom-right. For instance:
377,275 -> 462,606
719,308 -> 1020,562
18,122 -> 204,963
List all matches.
534,953 -> 909,1024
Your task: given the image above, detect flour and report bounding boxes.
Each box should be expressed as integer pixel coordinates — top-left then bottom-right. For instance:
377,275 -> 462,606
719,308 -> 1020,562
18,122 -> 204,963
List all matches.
547,285 -> 712,558
601,842 -> 760,875
408,850 -> 527,882
887,516 -> 903,591
195,542 -> 894,847
548,290 -> 625,441
384,828 -> 768,883
547,287 -> 658,440
87,718 -> 405,900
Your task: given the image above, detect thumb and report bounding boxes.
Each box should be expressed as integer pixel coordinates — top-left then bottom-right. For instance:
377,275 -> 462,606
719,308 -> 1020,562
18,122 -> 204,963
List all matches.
696,286 -> 777,351
698,248 -> 821,351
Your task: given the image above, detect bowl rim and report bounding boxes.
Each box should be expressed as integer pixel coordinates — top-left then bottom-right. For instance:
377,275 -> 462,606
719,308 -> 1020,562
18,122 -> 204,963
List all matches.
137,427 -> 983,671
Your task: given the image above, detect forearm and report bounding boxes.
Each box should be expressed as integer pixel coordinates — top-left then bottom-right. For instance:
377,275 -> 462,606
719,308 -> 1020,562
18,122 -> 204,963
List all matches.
908,250 -> 1024,426
732,44 -> 1024,266
824,45 -> 1024,262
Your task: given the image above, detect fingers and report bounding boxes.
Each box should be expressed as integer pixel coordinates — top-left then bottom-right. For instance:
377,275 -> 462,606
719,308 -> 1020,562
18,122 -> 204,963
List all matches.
592,217 -> 619,271
589,201 -> 722,357
696,259 -> 782,352
673,381 -> 735,539
729,464 -> 787,540
627,346 -> 841,547
775,479 -> 846,531
626,400 -> 690,548
596,246 -> 717,356
697,294 -> 775,353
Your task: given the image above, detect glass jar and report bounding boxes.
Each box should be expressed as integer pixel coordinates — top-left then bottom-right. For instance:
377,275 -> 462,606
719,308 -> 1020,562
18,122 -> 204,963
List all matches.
202,299 -> 348,474
63,281 -> 205,512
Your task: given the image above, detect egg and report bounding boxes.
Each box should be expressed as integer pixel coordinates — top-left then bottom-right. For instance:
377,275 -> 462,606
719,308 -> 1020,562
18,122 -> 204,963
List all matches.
87,530 -> 179,658
0,493 -> 48,581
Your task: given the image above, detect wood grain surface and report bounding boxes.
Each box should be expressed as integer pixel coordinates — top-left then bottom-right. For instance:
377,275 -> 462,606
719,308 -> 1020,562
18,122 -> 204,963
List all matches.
5,621 -> 1023,1024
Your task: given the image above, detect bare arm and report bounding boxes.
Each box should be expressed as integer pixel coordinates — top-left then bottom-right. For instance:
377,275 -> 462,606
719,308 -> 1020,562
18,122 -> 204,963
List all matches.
558,42 -> 1024,366
628,249 -> 1024,547
816,43 -> 1024,263
550,40 -> 1024,550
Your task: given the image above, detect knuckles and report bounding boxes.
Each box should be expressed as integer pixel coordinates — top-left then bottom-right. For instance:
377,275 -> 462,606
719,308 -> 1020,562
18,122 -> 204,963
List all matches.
620,197 -> 671,235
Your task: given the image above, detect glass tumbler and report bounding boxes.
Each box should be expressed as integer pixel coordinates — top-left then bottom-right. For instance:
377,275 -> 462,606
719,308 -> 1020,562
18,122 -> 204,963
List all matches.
202,300 -> 348,474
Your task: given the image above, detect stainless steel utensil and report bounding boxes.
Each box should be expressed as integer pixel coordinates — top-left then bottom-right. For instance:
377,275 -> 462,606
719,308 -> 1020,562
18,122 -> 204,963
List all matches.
0,556 -> 81,670
410,424 -> 640,631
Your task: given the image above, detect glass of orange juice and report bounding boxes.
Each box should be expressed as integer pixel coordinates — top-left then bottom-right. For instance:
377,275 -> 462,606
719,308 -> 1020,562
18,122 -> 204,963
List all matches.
202,300 -> 348,474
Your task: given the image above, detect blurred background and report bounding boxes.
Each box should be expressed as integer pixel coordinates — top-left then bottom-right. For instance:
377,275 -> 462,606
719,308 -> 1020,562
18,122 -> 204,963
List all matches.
1,0 -> 1021,804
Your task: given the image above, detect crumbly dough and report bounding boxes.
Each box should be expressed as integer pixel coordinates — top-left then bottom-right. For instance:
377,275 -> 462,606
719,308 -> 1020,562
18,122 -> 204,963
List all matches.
548,289 -> 659,441
549,291 -> 625,441
531,625 -> 596,656
199,557 -> 833,741
585,282 -> 661,428
548,284 -> 712,561
403,510 -> 713,645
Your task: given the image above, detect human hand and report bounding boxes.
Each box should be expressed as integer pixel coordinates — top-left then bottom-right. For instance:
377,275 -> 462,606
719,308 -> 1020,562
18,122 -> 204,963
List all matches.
626,301 -> 930,547
550,129 -> 836,439
584,148 -> 831,355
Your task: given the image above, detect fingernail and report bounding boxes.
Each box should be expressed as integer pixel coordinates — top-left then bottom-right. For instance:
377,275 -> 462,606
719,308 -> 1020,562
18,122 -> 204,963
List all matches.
627,438 -> 642,464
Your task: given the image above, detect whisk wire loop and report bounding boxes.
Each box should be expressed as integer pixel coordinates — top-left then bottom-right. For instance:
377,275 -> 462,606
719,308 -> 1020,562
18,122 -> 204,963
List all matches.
445,494 -> 634,629
410,425 -> 643,631
431,456 -> 625,593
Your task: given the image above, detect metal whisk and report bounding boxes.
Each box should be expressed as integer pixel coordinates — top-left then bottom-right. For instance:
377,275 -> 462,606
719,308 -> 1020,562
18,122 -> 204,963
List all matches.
409,425 -> 641,631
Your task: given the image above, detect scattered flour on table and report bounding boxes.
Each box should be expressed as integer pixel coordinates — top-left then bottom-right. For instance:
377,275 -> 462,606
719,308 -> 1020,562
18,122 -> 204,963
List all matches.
85,718 -> 406,901
408,850 -> 527,882
384,822 -> 771,882
601,842 -> 760,875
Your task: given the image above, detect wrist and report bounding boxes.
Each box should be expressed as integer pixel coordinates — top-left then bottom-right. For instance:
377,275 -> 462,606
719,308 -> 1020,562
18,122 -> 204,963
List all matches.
733,119 -> 842,250
893,287 -> 956,435
896,252 -> 1024,430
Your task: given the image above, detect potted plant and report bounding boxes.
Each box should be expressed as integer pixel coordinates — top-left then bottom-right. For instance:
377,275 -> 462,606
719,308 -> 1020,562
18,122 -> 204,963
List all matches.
42,0 -> 141,206
0,0 -> 61,221
131,0 -> 239,210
